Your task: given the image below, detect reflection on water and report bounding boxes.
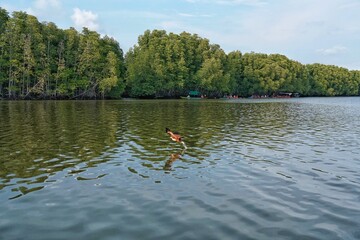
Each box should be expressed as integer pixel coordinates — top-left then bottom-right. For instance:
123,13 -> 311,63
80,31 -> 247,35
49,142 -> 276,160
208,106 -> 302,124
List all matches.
1,98 -> 360,239
164,149 -> 187,171
0,101 -> 123,198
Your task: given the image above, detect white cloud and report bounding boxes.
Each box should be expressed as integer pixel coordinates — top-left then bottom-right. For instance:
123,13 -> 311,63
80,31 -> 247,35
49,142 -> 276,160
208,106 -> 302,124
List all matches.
71,8 -> 99,31
339,1 -> 360,10
34,0 -> 60,10
0,3 -> 15,13
12,0 -> 62,18
216,0 -> 267,6
159,21 -> 184,29
216,0 -> 350,51
179,13 -> 195,17
103,10 -> 168,20
317,45 -> 348,56
185,0 -> 267,6
25,7 -> 36,15
178,12 -> 213,18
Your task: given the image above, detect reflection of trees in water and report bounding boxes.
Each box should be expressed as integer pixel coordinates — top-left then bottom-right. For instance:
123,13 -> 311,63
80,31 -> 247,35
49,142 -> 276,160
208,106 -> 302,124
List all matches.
0,101 -> 125,198
121,101 -> 251,175
124,101 -> 225,148
122,101 -> 297,175
124,101 -> 291,150
0,100 -> 297,199
164,149 -> 186,171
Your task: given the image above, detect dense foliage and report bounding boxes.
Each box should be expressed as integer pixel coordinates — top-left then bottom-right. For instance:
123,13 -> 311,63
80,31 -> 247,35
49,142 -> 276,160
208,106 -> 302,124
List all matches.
125,30 -> 230,98
0,8 -> 125,99
0,8 -> 359,99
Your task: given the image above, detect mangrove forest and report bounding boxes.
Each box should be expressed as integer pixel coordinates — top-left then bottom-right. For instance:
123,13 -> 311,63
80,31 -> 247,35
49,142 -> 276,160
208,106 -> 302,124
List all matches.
1,7 -> 360,99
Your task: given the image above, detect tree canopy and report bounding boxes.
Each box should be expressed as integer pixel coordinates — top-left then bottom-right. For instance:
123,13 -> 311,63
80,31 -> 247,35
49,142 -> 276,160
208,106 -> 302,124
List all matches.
0,8 -> 125,99
0,7 -> 359,99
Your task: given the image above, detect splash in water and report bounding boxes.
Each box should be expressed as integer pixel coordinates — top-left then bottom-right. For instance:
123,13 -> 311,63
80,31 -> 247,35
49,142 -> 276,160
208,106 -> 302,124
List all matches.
181,141 -> 187,149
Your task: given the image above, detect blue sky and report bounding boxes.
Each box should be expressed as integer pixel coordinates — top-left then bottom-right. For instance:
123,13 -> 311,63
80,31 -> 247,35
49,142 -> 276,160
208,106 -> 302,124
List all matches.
1,0 -> 360,70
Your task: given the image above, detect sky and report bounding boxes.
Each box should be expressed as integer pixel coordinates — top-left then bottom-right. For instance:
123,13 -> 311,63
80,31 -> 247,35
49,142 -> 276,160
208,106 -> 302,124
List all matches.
1,0 -> 360,70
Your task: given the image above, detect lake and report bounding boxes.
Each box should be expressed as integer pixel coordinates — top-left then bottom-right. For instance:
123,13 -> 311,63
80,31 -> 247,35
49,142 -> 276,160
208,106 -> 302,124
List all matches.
1,97 -> 360,239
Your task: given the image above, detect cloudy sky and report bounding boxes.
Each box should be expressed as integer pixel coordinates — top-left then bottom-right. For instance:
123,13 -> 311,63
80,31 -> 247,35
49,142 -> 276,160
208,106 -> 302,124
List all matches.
1,0 -> 360,69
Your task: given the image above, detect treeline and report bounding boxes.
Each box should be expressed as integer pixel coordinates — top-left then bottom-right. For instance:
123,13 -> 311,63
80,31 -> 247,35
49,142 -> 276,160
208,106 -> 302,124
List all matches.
1,8 -> 360,99
0,8 -> 125,99
127,30 -> 360,98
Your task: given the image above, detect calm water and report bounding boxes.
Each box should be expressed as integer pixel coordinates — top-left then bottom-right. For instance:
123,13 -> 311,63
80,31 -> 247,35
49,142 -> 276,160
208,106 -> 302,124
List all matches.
1,97 -> 360,239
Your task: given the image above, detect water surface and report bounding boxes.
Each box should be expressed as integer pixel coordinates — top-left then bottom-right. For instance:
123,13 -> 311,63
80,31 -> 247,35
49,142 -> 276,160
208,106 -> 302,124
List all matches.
1,97 -> 360,239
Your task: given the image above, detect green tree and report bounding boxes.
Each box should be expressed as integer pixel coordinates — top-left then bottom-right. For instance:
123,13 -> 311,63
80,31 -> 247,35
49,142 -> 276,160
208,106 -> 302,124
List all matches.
0,8 -> 10,96
197,55 -> 230,97
77,28 -> 102,98
2,11 -> 29,98
1,7 -> 359,99
99,51 -> 121,98
125,30 -> 222,98
23,14 -> 44,97
226,51 -> 242,95
126,48 -> 158,97
0,7 -> 9,34
98,36 -> 125,98
61,27 -> 80,96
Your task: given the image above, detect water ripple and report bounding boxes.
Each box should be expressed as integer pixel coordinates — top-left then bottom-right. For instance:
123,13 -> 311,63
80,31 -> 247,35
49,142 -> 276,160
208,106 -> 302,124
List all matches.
1,98 -> 360,239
